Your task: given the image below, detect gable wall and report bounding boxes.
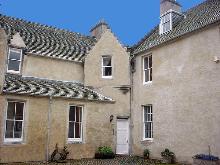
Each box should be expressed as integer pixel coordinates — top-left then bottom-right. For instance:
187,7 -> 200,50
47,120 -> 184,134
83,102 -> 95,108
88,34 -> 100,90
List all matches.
84,30 -> 131,126
132,24 -> 220,162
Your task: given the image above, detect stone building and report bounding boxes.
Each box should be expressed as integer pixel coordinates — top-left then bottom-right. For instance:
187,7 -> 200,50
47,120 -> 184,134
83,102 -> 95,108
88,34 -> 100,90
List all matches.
0,0 -> 219,163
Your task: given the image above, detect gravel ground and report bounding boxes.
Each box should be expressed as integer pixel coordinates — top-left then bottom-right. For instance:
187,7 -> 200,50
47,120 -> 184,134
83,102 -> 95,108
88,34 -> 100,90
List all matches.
2,156 -> 165,165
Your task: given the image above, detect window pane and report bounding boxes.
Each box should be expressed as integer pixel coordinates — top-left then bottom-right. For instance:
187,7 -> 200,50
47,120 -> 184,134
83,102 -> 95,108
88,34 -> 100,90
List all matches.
76,108 -> 80,122
5,120 -> 14,138
104,67 -> 112,76
144,57 -> 148,69
75,123 -> 80,138
68,122 -> 74,138
103,57 -> 111,66
14,121 -> 22,138
145,106 -> 150,114
150,68 -> 152,81
8,60 -> 20,71
144,112 -> 147,122
15,102 -> 24,120
7,102 -> 15,119
9,50 -> 21,60
144,70 -> 149,82
69,106 -> 75,122
149,56 -> 152,68
75,107 -> 82,122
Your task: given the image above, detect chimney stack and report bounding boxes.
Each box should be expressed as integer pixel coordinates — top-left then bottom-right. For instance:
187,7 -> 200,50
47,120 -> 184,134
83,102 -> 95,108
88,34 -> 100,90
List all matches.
160,0 -> 181,16
90,20 -> 110,40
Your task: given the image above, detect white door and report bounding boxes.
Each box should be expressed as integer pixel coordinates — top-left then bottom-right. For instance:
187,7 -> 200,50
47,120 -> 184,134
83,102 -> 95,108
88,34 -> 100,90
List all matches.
116,119 -> 129,155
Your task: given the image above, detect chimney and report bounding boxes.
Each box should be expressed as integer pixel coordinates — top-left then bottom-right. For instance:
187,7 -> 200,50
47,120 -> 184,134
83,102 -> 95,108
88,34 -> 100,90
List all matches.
160,0 -> 181,16
90,20 -> 110,40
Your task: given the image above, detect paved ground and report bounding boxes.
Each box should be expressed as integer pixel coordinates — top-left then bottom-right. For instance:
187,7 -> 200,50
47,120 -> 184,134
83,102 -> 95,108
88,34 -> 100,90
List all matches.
2,156 -> 165,165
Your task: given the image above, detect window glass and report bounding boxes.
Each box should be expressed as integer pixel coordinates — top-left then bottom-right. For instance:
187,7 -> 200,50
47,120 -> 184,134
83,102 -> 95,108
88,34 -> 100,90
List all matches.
15,103 -> 24,120
143,105 -> 153,139
68,106 -> 83,142
5,101 -> 24,142
7,48 -> 22,73
102,56 -> 112,78
9,51 -> 21,60
8,60 -> 20,72
143,55 -> 152,83
103,57 -> 111,66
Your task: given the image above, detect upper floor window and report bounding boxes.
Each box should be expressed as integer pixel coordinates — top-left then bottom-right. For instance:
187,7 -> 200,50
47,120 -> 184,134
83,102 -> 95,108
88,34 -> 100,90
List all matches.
102,56 -> 112,78
68,105 -> 83,142
7,48 -> 23,74
143,55 -> 152,84
143,105 -> 153,140
4,101 -> 25,143
160,12 -> 172,34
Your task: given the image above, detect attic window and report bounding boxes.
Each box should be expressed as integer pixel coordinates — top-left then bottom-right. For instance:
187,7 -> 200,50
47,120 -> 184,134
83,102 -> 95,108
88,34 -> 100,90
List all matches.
102,56 -> 112,79
160,12 -> 172,34
7,48 -> 23,74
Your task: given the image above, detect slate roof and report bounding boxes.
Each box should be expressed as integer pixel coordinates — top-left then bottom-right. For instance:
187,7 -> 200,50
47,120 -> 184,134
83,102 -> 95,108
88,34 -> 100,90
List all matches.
132,0 -> 220,55
0,15 -> 96,62
2,74 -> 113,102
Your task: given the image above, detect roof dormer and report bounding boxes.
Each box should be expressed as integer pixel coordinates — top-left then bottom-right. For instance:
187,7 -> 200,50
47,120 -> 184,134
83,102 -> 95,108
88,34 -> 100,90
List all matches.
159,0 -> 182,35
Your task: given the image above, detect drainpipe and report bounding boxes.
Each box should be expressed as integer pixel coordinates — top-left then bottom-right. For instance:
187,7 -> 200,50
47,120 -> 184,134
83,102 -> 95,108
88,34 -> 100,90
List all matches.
46,96 -> 53,162
129,51 -> 134,156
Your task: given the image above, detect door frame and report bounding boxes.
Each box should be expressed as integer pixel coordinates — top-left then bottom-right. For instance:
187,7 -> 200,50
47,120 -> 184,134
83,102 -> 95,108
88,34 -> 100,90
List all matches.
116,118 -> 130,155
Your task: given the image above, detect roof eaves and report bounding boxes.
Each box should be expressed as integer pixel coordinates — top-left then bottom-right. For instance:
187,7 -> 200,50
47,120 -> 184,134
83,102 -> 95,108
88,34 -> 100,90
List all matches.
132,18 -> 220,56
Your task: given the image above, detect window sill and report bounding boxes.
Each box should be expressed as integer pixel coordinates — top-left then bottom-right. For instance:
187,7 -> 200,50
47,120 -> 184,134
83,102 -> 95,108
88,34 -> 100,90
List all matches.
1,141 -> 26,147
67,141 -> 83,144
143,81 -> 152,86
102,76 -> 113,79
141,139 -> 153,143
7,71 -> 21,75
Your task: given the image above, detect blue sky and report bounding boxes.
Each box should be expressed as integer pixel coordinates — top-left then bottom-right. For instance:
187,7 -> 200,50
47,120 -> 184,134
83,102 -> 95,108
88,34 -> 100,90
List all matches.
1,0 -> 204,46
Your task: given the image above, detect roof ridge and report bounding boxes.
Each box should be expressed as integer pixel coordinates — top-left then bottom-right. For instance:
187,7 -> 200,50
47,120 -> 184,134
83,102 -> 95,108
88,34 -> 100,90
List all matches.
132,24 -> 159,50
0,14 -> 92,39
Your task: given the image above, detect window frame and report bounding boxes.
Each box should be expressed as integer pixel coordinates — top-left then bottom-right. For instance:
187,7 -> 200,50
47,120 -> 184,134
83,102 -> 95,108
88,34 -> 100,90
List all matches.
143,105 -> 153,141
102,56 -> 113,79
160,12 -> 172,34
7,47 -> 23,74
68,105 -> 83,143
4,100 -> 25,143
143,55 -> 152,84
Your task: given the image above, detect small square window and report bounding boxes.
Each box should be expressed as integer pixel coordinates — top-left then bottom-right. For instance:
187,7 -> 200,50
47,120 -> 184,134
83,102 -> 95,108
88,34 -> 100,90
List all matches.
7,48 -> 22,74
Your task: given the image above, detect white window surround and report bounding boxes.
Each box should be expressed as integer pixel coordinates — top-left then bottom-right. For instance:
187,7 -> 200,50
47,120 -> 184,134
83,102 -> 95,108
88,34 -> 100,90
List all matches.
68,105 -> 83,143
4,101 -> 25,143
159,10 -> 172,35
143,55 -> 152,84
143,105 -> 153,141
7,47 -> 23,74
102,56 -> 112,79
